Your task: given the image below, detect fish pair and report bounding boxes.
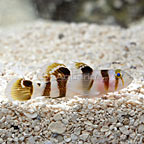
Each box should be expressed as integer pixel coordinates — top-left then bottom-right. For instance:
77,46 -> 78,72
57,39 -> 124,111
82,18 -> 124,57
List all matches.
5,62 -> 133,101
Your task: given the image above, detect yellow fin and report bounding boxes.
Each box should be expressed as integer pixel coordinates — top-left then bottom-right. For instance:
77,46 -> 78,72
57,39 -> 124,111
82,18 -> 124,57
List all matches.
75,62 -> 93,74
39,63 -> 66,81
46,63 -> 65,74
75,62 -> 87,69
5,78 -> 33,101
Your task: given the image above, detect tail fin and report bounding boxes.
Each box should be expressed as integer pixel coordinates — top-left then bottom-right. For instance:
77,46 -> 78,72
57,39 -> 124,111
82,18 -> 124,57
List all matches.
5,78 -> 33,101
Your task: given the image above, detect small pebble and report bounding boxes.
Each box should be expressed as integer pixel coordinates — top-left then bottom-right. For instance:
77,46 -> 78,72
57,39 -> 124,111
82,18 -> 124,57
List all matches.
80,133 -> 89,141
71,134 -> 78,141
138,124 -> 144,133
44,141 -> 52,144
48,121 -> 66,134
34,126 -> 40,132
64,135 -> 71,142
53,113 -> 62,121
28,136 -> 35,144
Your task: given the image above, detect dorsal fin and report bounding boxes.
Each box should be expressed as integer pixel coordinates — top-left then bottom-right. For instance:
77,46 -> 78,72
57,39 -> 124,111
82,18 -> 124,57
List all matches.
42,63 -> 65,81
46,63 -> 65,74
68,62 -> 94,95
75,62 -> 93,74
41,63 -> 71,98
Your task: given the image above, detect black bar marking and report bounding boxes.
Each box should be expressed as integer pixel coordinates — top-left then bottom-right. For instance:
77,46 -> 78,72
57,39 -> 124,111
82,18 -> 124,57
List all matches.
101,70 -> 109,91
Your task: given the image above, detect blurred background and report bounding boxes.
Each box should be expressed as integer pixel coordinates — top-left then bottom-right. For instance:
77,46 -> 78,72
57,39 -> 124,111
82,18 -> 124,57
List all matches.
0,0 -> 144,27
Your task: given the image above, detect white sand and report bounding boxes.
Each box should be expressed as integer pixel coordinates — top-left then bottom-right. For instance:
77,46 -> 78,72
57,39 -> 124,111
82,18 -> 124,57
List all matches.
0,20 -> 143,143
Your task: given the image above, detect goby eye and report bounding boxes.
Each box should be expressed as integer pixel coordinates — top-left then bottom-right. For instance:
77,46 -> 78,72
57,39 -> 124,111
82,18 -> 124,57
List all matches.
116,73 -> 121,77
115,69 -> 122,78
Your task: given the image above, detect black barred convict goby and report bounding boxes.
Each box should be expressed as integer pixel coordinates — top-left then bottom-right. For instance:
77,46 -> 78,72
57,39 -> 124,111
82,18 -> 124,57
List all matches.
5,62 -> 133,101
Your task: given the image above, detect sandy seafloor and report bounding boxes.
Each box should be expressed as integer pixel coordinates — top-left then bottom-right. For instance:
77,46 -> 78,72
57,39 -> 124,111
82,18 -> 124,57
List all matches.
0,20 -> 144,144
